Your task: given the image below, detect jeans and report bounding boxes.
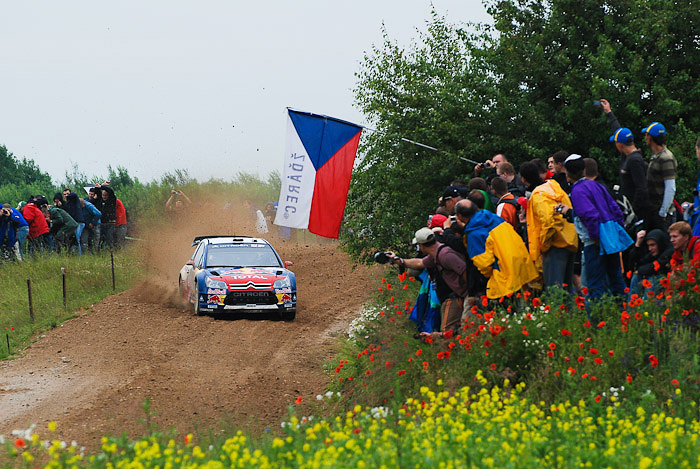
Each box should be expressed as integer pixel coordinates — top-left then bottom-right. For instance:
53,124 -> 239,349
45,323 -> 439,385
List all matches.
629,273 -> 663,300
16,225 -> 29,256
542,246 -> 575,293
583,243 -> 626,300
75,222 -> 85,255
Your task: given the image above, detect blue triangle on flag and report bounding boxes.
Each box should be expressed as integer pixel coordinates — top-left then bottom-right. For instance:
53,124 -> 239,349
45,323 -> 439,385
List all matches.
288,110 -> 362,171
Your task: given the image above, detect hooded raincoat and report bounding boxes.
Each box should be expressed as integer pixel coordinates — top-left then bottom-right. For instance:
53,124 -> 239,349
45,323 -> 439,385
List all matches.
526,179 -> 578,270
464,209 -> 538,299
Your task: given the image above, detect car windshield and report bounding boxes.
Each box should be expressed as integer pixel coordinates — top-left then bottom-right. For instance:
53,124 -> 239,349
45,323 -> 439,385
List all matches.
205,243 -> 281,268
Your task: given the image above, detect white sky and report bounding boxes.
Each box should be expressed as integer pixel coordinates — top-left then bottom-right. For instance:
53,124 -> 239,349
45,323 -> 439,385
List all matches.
0,1 -> 491,184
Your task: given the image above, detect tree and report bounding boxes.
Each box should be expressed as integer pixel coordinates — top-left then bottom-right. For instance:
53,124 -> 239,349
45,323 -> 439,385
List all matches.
0,145 -> 52,188
342,2 -> 700,262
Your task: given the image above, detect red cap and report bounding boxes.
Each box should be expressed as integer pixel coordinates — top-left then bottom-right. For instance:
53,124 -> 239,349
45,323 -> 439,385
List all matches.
429,214 -> 448,228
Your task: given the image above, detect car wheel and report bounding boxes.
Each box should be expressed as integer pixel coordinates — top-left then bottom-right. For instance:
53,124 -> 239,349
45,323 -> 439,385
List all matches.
281,309 -> 296,321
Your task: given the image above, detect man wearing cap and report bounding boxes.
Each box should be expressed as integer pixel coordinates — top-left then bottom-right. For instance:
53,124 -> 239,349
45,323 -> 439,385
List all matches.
561,155 -> 632,301
600,99 -> 652,229
641,122 -> 677,230
439,186 -> 465,215
388,228 -> 468,336
457,199 -> 538,299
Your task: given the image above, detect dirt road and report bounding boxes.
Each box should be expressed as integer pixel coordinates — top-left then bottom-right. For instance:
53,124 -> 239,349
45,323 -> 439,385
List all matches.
0,219 -> 378,447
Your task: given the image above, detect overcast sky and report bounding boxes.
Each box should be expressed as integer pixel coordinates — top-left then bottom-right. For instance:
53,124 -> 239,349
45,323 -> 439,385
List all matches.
1,1 -> 491,184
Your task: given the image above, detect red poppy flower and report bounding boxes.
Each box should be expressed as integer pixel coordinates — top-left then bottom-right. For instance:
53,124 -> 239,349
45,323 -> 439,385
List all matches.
295,396 -> 303,404
397,370 -> 406,376
626,373 -> 633,383
561,329 -> 572,336
490,363 -> 497,370
608,350 -> 614,356
385,361 -> 392,369
635,312 -> 642,320
671,379 -> 680,387
594,357 -> 603,365
583,320 -> 591,328
365,370 -> 371,375
595,394 -> 601,403
422,361 -> 429,369
532,297 -> 541,308
653,261 -> 660,271
567,367 -> 577,375
577,356 -> 585,363
386,283 -> 392,290
642,279 -> 652,289
589,348 -> 598,355
649,355 -> 659,367
547,350 -> 554,357
14,438 -> 26,449
597,321 -> 606,328
549,342 -> 557,350
484,340 -> 492,348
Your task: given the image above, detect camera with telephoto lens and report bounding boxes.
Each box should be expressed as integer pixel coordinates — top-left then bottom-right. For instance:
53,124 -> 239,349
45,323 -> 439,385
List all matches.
374,251 -> 393,264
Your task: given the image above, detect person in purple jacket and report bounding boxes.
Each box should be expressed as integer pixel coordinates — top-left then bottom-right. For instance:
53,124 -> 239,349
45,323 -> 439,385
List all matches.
558,155 -> 633,301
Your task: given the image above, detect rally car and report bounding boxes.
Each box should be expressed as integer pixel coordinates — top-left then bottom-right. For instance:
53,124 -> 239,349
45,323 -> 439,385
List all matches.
178,236 -> 297,320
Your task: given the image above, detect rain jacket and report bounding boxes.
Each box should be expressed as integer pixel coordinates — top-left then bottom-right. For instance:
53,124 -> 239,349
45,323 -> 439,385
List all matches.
48,207 -> 78,238
526,179 -> 578,269
630,229 -> 674,278
569,178 -> 632,255
464,209 -> 538,299
21,203 -> 50,239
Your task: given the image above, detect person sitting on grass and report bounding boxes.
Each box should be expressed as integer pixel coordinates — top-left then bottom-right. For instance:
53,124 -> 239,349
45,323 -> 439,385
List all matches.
628,229 -> 674,297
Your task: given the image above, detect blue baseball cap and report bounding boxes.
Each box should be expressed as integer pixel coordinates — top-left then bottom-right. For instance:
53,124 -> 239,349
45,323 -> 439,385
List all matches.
609,128 -> 634,144
641,122 -> 666,137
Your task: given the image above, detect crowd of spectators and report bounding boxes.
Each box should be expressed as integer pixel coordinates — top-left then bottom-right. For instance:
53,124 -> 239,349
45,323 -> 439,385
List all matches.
0,182 -> 128,261
384,99 -> 700,338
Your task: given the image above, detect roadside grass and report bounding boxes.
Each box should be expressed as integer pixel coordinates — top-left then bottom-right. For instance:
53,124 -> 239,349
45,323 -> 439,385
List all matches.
0,249 -> 142,360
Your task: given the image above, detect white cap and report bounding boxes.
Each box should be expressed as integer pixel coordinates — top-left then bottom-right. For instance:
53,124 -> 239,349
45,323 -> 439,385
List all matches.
412,227 -> 435,245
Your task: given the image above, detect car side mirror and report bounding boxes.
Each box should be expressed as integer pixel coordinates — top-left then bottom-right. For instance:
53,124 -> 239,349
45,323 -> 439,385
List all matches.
186,260 -> 194,266
284,261 -> 293,268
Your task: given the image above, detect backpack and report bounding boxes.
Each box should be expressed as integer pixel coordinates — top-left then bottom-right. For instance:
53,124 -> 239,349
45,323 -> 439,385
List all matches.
499,197 -> 521,213
611,185 -> 638,232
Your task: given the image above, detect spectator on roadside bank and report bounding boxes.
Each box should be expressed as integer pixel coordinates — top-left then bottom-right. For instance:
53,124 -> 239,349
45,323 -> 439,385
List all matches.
63,191 -> 86,254
519,162 -> 578,293
640,122 -> 677,230
628,229 -> 674,297
48,205 -> 78,252
457,199 -> 538,299
600,99 -> 653,230
473,153 -> 508,179
491,177 -> 519,228
548,150 -> 571,193
166,189 -> 192,224
669,221 -> 700,272
0,204 -> 24,261
5,203 -> 29,258
562,155 -> 631,301
495,162 -> 525,197
386,228 -> 468,338
21,196 -> 50,253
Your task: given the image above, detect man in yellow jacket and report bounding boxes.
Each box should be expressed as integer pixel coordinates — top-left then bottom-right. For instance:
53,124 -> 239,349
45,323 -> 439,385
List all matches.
519,161 -> 578,292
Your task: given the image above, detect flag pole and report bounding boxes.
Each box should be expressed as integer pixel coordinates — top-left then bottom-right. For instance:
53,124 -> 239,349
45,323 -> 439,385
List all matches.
361,126 -> 481,166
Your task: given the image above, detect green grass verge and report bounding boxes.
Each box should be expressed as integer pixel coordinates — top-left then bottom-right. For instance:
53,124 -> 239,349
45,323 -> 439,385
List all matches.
0,250 -> 142,360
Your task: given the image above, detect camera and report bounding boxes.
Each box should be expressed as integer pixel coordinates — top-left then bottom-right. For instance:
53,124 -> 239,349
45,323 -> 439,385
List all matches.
592,100 -> 601,106
450,215 -> 456,222
555,205 -> 564,213
374,251 -> 393,264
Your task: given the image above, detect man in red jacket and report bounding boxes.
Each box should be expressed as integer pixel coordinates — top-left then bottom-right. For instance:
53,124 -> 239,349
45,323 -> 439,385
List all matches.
21,197 -> 50,252
669,221 -> 700,271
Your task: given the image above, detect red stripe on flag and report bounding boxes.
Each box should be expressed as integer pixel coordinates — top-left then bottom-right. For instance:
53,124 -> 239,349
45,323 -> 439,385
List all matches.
308,130 -> 361,238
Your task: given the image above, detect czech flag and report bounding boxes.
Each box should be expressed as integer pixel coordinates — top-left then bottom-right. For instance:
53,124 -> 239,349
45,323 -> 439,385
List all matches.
274,109 -> 362,238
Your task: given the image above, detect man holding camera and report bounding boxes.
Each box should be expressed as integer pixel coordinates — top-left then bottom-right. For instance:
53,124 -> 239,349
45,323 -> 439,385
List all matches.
166,189 -> 192,225
387,228 -> 468,338
474,153 -> 507,179
599,99 -> 653,230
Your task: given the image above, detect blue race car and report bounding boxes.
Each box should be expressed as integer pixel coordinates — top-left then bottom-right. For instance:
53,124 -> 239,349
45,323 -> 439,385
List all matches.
179,236 -> 297,320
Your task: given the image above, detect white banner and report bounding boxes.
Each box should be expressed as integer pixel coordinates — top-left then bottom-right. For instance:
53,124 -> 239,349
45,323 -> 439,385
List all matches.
274,113 -> 317,229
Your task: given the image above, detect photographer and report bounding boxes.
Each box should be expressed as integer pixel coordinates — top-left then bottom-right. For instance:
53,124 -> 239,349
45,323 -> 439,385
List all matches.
0,205 -> 21,260
474,153 -> 507,179
166,189 -> 192,225
385,227 -> 468,338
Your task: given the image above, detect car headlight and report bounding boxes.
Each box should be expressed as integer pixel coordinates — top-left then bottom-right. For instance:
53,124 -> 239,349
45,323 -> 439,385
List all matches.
205,277 -> 228,289
273,277 -> 291,289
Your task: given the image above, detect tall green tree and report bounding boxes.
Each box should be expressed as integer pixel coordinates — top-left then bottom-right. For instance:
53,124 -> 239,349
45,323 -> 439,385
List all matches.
343,1 -> 700,262
0,145 -> 52,188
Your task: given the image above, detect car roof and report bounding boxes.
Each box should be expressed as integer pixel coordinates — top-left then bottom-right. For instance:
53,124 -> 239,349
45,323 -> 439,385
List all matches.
193,235 -> 271,246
